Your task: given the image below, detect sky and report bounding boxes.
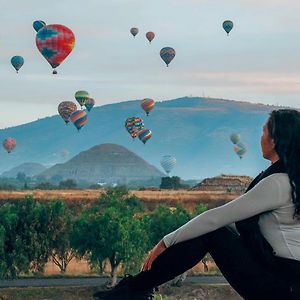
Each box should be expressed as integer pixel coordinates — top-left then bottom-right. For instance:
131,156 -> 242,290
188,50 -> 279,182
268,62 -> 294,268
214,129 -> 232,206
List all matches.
1,0 -> 300,128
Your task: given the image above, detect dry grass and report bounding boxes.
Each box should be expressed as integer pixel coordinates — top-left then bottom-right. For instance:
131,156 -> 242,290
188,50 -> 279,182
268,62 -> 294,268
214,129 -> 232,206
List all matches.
0,189 -> 240,211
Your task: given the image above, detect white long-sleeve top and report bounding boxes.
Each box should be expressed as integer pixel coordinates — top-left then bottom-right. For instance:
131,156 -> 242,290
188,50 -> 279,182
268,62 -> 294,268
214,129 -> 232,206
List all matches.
163,173 -> 300,260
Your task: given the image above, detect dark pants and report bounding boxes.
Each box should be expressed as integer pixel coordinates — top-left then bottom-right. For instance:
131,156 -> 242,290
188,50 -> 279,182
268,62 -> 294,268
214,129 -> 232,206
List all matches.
133,227 -> 299,300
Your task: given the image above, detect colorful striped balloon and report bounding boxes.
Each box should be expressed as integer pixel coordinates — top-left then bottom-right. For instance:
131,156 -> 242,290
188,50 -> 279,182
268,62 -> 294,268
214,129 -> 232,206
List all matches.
70,110 -> 88,131
75,91 -> 89,108
234,142 -> 247,159
85,98 -> 95,112
125,117 -> 144,138
141,98 -> 155,116
58,101 -> 77,124
160,155 -> 176,175
36,24 -> 75,74
3,137 -> 16,153
137,128 -> 152,144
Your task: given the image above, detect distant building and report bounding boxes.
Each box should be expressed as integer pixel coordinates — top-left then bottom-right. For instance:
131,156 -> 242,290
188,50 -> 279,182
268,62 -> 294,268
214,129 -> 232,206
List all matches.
192,174 -> 253,194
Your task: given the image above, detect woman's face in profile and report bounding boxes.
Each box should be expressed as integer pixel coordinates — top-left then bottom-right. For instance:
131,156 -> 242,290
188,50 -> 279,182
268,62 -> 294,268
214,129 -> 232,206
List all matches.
261,121 -> 276,161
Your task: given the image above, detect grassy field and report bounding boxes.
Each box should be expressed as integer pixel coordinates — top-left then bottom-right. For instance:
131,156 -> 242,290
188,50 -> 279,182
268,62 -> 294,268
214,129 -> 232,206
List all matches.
0,189 -> 239,211
0,283 -> 242,300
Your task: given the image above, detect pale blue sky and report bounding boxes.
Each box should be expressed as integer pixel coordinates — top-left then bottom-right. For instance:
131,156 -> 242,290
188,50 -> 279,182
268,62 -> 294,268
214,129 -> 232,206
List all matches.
1,0 -> 300,128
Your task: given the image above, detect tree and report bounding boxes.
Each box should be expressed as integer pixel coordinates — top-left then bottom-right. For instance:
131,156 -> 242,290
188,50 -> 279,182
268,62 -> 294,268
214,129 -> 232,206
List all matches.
47,201 -> 75,273
143,205 -> 191,246
0,198 -> 53,277
193,203 -> 208,217
35,182 -> 57,190
59,179 -> 77,189
72,188 -> 148,286
160,176 -> 187,189
16,172 -> 26,182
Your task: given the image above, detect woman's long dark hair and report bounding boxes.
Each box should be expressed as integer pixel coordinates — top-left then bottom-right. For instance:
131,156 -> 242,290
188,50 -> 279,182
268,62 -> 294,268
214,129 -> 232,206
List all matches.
267,109 -> 300,219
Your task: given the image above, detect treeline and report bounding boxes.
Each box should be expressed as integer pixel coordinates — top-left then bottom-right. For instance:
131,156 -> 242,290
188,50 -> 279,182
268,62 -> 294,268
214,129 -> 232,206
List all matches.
0,172 -> 199,191
0,187 -> 208,285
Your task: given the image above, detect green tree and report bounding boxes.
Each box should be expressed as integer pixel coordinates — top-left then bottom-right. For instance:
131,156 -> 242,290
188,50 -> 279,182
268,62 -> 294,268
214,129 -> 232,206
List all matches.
59,179 -> 77,189
72,187 -> 148,286
0,198 -> 51,277
143,205 -> 191,246
193,203 -> 208,217
160,176 -> 186,189
16,172 -> 26,182
35,182 -> 57,190
47,202 -> 76,273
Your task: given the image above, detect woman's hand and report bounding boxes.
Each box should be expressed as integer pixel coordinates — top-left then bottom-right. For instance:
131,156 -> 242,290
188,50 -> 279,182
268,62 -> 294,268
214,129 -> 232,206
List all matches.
142,239 -> 167,271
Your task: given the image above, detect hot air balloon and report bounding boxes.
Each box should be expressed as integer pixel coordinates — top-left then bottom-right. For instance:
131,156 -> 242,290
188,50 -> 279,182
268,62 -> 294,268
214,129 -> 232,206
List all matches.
70,110 -> 88,131
141,98 -> 155,116
11,56 -> 24,73
160,155 -> 176,175
230,133 -> 240,144
61,149 -> 70,158
146,31 -> 155,43
137,128 -> 152,144
3,137 -> 16,153
223,20 -> 234,36
58,101 -> 77,124
234,142 -> 247,159
125,117 -> 144,138
130,27 -> 139,37
36,24 -> 75,74
160,47 -> 176,67
75,91 -> 89,108
85,98 -> 95,112
33,20 -> 46,32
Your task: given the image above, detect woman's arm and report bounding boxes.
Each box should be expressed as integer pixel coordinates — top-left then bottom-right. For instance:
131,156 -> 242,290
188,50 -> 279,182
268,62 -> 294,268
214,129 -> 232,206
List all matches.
163,174 -> 287,247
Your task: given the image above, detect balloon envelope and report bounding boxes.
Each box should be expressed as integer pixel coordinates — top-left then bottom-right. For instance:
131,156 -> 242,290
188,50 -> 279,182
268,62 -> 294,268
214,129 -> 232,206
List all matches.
146,31 -> 155,43
230,133 -> 240,144
223,20 -> 234,35
160,47 -> 176,67
125,117 -> 144,138
36,24 -> 75,73
33,20 -> 46,32
137,128 -> 152,144
130,27 -> 139,37
70,110 -> 88,131
61,149 -> 70,158
85,98 -> 95,112
234,142 -> 247,159
3,137 -> 16,153
11,56 -> 24,73
141,98 -> 155,115
58,101 -> 77,124
75,91 -> 89,107
160,155 -> 176,174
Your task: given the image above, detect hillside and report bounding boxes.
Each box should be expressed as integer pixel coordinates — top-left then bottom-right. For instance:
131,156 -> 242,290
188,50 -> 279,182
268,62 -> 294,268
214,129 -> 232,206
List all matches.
1,162 -> 47,178
38,144 -> 164,184
0,97 -> 283,179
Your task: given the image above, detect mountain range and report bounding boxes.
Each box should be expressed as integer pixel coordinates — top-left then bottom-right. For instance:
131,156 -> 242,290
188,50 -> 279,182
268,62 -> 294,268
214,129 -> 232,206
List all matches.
0,97 -> 288,179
